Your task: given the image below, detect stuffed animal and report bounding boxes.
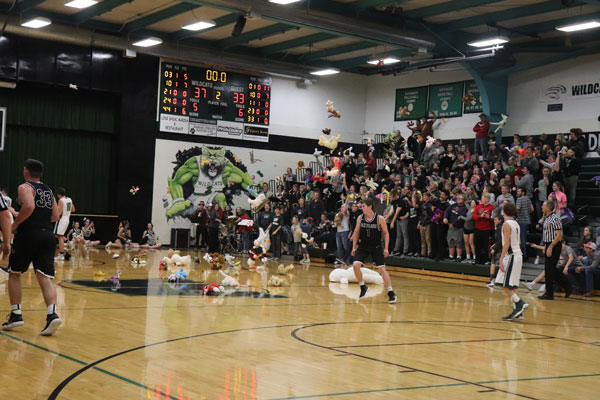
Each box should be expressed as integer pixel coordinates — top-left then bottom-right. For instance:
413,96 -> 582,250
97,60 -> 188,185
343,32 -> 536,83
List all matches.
313,148 -> 323,157
396,106 -> 410,118
322,128 -> 331,135
218,270 -> 240,287
490,113 -> 508,133
161,254 -> 191,268
462,92 -> 477,105
297,160 -> 305,170
131,257 -> 146,265
225,254 -> 240,269
111,270 -> 122,281
328,267 -> 384,285
343,147 -> 355,160
248,228 -> 271,269
202,283 -> 224,295
319,134 -> 341,152
168,268 -> 188,283
312,174 -> 327,184
248,193 -> 268,212
325,100 -> 341,118
268,275 -> 285,287
325,157 -> 342,177
167,249 -> 181,258
365,179 -> 379,190
425,136 -> 435,147
277,264 -> 294,275
93,271 -> 105,280
328,282 -> 383,299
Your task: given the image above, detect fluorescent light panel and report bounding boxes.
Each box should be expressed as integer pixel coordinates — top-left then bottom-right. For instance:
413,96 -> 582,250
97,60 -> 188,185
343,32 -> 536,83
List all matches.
467,37 -> 508,47
310,68 -> 340,76
182,20 -> 216,31
65,0 -> 98,8
269,0 -> 302,4
133,37 -> 163,47
21,17 -> 52,28
556,20 -> 600,32
367,57 -> 401,65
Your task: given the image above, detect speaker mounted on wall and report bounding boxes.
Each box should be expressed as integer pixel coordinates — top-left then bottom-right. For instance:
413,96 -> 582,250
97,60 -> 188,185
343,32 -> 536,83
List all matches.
232,15 -> 247,37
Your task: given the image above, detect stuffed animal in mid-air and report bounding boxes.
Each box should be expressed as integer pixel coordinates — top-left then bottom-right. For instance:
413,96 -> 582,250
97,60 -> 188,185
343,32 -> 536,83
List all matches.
319,134 -> 341,152
248,193 -> 268,212
326,157 -> 342,177
490,113 -> 509,133
396,106 -> 410,118
462,92 -> 477,105
322,128 -> 331,135
343,147 -> 355,160
325,100 -> 341,118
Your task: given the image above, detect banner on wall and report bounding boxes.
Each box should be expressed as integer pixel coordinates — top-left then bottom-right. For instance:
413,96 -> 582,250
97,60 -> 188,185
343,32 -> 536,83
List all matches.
428,82 -> 464,118
540,79 -> 600,103
394,86 -> 428,121
463,80 -> 483,114
586,131 -> 600,154
151,139 -> 312,242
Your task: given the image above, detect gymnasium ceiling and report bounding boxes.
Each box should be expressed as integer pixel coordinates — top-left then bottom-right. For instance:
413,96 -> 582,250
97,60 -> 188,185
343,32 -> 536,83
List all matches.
1,0 -> 600,76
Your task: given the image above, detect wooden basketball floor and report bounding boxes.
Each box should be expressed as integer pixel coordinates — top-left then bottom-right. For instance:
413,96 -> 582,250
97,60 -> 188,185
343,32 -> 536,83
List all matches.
1,249 -> 599,400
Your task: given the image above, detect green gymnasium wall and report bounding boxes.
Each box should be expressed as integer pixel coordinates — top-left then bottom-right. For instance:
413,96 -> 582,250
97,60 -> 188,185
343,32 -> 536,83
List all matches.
0,86 -> 118,214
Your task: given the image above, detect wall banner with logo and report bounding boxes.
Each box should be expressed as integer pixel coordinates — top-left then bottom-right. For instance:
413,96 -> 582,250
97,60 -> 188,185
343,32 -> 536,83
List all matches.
540,79 -> 600,103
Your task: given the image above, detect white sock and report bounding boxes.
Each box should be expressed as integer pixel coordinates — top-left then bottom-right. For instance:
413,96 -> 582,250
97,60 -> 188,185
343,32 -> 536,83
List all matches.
466,254 -> 471,259
11,304 -> 22,315
359,281 -> 365,286
47,304 -> 56,315
387,286 -> 393,292
511,294 -> 520,304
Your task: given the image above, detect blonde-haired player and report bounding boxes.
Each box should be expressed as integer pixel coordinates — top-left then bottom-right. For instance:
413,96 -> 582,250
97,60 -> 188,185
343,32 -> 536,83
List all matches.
495,201 -> 528,321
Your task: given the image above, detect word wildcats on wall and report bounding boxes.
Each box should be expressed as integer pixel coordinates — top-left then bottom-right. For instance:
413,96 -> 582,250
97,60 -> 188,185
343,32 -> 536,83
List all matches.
157,60 -> 271,142
394,80 -> 483,121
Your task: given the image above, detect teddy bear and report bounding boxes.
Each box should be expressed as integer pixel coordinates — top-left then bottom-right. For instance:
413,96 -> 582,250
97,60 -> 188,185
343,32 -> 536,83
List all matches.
277,264 -> 294,275
325,100 -> 341,118
318,134 -> 341,152
328,267 -> 384,285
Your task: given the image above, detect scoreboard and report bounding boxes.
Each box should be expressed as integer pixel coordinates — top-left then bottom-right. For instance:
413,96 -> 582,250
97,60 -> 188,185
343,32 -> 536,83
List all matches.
158,61 -> 271,142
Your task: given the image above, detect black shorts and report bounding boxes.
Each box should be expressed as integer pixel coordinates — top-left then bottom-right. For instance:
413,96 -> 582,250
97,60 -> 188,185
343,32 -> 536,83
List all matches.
4,229 -> 56,278
463,228 -> 474,235
354,246 -> 386,267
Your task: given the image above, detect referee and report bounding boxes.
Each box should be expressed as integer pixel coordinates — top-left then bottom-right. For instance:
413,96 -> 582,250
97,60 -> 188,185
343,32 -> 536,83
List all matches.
539,199 -> 573,300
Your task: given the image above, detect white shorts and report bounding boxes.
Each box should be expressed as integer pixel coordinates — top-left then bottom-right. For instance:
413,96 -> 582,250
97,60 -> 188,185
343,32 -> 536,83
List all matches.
54,217 -> 70,236
494,252 -> 523,289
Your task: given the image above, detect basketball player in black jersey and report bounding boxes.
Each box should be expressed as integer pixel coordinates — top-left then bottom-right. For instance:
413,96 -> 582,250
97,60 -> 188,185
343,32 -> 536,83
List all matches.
1,159 -> 62,336
351,197 -> 397,303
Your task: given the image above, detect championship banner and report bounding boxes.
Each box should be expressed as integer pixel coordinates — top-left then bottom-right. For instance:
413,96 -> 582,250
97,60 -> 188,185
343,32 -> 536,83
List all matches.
394,86 -> 428,121
428,82 -> 464,118
463,80 -> 483,114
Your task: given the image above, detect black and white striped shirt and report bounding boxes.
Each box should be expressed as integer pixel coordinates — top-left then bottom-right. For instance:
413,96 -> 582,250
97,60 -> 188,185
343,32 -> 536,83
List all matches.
542,212 -> 562,243
0,194 -> 8,211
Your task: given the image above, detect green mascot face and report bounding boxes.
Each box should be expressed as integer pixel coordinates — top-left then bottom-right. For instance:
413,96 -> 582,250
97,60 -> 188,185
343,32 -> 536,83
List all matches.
202,146 -> 226,179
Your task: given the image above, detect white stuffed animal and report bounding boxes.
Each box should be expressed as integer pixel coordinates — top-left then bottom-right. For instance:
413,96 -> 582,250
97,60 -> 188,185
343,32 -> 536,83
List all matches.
268,275 -> 285,286
162,254 -> 191,267
329,267 -> 384,285
277,264 -> 294,275
218,270 -> 240,287
490,113 -> 508,133
248,193 -> 268,212
328,282 -> 383,299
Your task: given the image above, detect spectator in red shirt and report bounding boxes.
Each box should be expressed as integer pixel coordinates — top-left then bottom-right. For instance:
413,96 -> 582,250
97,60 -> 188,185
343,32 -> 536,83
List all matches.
365,147 -> 377,177
473,193 -> 496,264
236,207 -> 252,253
473,113 -> 490,159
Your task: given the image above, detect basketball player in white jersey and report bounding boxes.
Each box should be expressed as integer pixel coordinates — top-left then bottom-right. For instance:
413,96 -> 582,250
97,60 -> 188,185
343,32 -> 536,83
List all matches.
0,191 -> 11,258
495,201 -> 528,321
54,187 -> 75,261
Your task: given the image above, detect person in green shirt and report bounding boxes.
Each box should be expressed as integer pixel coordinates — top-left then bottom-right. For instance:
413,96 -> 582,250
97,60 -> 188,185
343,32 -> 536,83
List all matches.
270,206 -> 284,260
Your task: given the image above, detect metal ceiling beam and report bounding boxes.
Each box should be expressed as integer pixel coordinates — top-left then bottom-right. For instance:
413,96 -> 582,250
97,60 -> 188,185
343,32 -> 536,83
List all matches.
331,48 -> 412,69
218,23 -> 298,48
180,0 -> 436,50
438,0 -> 584,32
171,12 -> 240,41
123,3 -> 198,32
350,0 -> 408,11
17,0 -> 47,13
72,0 -> 134,24
301,41 -> 377,62
405,0 -> 503,20
260,32 -> 336,54
488,44 -> 600,77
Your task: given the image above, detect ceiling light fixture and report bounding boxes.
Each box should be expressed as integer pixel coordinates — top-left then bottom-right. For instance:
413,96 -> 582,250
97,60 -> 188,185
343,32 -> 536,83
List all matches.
133,37 -> 163,47
65,0 -> 98,8
367,57 -> 401,66
269,0 -> 303,4
182,20 -> 216,31
467,36 -> 508,48
556,20 -> 600,32
21,17 -> 52,28
310,68 -> 340,76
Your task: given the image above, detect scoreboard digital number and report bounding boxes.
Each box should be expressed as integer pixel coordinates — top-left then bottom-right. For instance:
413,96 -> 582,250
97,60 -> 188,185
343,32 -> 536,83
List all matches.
158,61 -> 271,142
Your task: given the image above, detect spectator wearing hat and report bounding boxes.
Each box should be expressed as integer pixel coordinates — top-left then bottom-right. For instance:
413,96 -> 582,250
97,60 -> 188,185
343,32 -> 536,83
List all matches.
486,141 -> 503,165
473,113 -> 490,158
572,242 -> 600,297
